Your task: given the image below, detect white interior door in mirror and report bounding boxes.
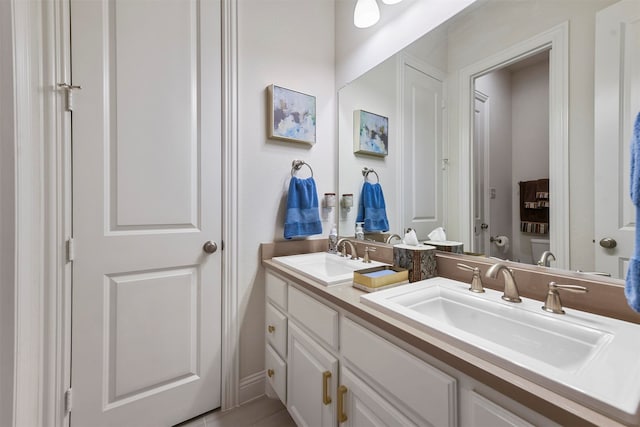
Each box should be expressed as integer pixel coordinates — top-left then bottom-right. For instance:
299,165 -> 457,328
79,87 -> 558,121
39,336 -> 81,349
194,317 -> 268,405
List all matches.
473,93 -> 490,256
595,0 -> 640,279
402,61 -> 445,239
70,0 -> 222,424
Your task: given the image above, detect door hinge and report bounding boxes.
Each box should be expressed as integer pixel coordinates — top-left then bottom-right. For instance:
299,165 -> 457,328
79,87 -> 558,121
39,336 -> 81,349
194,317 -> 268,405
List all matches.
57,83 -> 82,112
64,388 -> 73,413
66,237 -> 75,263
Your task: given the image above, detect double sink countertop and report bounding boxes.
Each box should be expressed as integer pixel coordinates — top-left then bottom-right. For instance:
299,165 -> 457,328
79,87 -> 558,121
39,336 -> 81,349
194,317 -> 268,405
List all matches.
261,240 -> 640,426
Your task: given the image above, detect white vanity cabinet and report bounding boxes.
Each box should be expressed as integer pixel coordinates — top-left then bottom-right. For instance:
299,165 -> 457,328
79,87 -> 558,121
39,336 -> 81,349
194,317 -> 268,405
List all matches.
264,269 -> 556,427
265,270 -> 456,426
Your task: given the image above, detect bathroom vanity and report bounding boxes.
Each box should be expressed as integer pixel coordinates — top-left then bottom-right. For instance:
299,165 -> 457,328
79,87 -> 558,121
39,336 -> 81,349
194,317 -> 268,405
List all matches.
262,242 -> 640,427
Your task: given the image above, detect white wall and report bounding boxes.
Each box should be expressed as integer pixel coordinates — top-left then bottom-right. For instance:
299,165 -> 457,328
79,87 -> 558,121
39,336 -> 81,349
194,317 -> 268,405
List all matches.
444,0 -> 617,270
338,56 -> 400,236
335,0 -> 475,88
0,0 -> 15,422
511,59 -> 550,264
238,0 -> 336,396
476,69 -> 513,260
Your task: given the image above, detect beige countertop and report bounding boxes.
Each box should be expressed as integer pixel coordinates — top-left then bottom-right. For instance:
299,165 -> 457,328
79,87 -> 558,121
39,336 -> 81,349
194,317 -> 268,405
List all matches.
262,251 -> 633,426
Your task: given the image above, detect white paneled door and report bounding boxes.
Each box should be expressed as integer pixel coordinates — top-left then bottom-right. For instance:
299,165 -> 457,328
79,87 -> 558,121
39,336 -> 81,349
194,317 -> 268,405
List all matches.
402,62 -> 445,239
594,0 -> 640,278
70,0 -> 222,425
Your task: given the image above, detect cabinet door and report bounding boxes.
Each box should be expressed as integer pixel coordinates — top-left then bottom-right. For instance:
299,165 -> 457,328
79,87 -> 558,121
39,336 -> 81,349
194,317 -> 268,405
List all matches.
469,392 -> 534,427
288,322 -> 338,427
340,367 -> 418,427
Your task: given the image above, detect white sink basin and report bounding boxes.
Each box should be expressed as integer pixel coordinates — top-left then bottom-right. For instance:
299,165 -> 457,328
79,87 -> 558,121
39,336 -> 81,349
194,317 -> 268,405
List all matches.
387,283 -> 608,371
360,277 -> 640,422
272,252 -> 385,286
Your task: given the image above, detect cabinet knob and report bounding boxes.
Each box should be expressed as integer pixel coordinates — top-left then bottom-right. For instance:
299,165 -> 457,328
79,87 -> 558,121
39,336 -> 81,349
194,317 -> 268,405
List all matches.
267,325 -> 275,333
267,369 -> 274,378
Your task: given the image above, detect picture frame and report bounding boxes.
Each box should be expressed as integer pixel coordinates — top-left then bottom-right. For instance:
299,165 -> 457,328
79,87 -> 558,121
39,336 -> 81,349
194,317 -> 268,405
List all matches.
267,84 -> 316,145
353,109 -> 389,157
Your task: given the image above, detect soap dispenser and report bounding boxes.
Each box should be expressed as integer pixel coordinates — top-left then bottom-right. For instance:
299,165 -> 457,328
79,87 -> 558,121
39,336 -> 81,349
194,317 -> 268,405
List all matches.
355,222 -> 364,240
328,224 -> 338,253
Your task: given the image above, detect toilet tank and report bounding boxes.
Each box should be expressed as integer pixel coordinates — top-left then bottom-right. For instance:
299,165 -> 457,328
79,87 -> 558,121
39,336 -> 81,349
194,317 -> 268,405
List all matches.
530,238 -> 550,264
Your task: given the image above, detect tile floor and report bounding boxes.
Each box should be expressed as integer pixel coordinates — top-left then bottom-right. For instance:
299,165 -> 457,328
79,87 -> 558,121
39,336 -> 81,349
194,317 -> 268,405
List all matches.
176,396 -> 296,427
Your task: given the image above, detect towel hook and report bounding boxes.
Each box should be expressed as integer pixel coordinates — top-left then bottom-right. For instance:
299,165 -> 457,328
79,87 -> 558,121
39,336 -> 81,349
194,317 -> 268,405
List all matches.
291,160 -> 314,178
362,167 -> 379,183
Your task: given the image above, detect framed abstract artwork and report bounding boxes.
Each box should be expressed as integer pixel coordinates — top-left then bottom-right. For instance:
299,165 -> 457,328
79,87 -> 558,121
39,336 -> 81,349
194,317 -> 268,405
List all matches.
353,109 -> 388,156
267,84 -> 316,144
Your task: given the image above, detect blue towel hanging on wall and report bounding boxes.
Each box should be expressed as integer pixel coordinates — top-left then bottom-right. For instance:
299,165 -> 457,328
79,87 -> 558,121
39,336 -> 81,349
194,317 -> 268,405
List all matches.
626,112 -> 640,312
284,177 -> 322,239
356,182 -> 389,232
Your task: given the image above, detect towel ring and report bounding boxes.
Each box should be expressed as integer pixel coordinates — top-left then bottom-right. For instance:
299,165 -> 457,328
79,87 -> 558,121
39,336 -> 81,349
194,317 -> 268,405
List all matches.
291,160 -> 314,178
362,167 -> 379,183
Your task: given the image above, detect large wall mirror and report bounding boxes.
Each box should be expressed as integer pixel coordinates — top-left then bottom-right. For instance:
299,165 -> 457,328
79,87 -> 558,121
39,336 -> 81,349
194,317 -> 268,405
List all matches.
338,0 -> 640,281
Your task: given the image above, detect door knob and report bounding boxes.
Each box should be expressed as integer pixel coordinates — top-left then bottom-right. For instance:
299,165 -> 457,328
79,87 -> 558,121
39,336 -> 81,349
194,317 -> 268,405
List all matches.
599,237 -> 617,249
203,241 -> 218,254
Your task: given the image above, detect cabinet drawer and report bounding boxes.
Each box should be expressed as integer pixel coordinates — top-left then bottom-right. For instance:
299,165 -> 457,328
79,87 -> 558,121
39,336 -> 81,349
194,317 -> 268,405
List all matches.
266,271 -> 287,310
265,344 -> 287,404
341,317 -> 457,427
266,302 -> 287,358
288,286 -> 339,349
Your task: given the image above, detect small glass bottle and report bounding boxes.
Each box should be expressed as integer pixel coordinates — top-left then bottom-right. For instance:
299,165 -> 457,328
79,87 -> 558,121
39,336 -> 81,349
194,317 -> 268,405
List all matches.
328,224 -> 338,253
355,222 -> 365,240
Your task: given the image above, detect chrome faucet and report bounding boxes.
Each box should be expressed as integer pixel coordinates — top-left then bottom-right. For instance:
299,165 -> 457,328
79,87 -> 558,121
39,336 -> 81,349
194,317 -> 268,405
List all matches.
486,262 -> 521,302
537,251 -> 556,267
385,233 -> 402,244
337,238 -> 358,260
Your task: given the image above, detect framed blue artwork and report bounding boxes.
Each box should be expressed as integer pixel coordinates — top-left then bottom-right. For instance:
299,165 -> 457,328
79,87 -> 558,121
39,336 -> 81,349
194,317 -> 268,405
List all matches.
353,109 -> 388,157
268,84 -> 316,145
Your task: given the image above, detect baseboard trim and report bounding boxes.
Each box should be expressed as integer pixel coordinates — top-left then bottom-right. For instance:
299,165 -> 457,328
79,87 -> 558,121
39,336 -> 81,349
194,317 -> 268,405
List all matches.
239,371 -> 266,405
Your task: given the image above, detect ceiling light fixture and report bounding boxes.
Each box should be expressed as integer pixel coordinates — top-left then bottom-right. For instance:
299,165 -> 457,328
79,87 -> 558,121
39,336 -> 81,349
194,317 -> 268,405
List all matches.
381,0 -> 403,4
353,0 -> 380,28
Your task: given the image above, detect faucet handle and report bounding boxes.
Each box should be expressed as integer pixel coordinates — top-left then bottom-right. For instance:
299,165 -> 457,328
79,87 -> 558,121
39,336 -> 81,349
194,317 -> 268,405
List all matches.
542,282 -> 588,314
363,247 -> 376,263
456,263 -> 485,293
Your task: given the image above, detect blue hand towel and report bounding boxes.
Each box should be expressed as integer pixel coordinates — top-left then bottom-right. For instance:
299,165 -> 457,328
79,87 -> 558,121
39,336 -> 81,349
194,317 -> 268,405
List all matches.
284,177 -> 322,239
626,112 -> 640,312
356,182 -> 389,232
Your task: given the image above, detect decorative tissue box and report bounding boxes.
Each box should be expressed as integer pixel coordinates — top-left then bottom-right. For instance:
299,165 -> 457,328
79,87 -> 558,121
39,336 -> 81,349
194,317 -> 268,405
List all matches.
393,244 -> 437,283
353,266 -> 409,292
